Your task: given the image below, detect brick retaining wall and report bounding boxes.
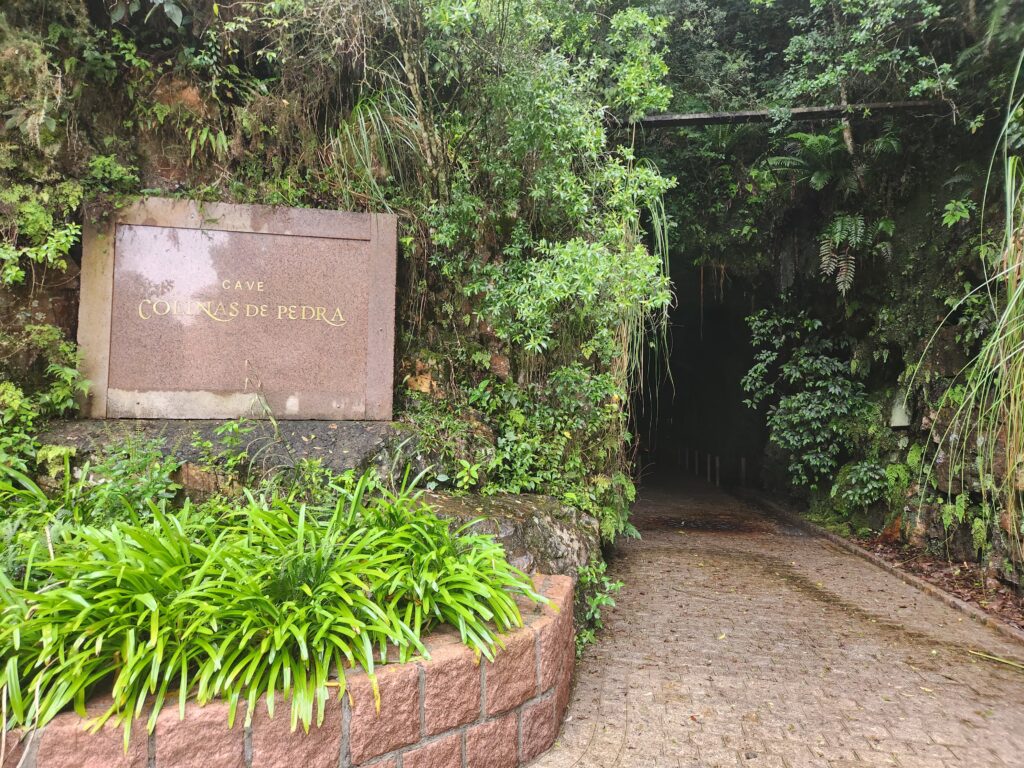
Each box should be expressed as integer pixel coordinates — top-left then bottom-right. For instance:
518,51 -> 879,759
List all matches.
1,574 -> 574,768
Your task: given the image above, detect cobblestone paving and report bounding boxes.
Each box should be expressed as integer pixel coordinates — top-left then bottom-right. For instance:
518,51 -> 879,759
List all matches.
531,481 -> 1024,768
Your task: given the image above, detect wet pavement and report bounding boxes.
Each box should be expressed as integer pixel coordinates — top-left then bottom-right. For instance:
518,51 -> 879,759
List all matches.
531,480 -> 1024,768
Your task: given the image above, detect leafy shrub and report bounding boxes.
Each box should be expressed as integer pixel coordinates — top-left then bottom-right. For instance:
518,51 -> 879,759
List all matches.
472,232 -> 671,365
189,418 -> 257,481
0,185 -> 82,286
742,310 -> 869,488
468,368 -> 621,492
830,461 -> 888,512
405,364 -> 637,540
605,9 -> 672,121
574,556 -> 622,657
0,325 -> 88,472
938,493 -> 992,554
0,471 -> 542,736
884,461 -> 912,513
0,438 -> 181,577
471,366 -> 637,540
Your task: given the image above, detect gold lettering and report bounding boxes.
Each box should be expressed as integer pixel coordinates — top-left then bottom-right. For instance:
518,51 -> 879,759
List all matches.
140,294 -> 341,325
221,279 -> 266,292
197,301 -> 229,323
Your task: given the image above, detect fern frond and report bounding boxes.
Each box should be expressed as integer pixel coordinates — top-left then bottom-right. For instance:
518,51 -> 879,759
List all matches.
765,155 -> 804,171
875,217 -> 895,237
837,249 -> 856,294
819,239 -> 838,277
810,170 -> 832,190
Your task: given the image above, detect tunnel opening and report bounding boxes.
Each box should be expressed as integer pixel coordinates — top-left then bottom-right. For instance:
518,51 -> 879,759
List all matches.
635,260 -> 769,489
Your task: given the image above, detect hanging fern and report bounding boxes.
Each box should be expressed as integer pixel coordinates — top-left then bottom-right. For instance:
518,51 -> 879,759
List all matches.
818,214 -> 894,294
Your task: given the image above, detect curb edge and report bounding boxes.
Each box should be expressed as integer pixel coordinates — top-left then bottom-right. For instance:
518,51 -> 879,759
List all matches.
733,488 -> 1024,649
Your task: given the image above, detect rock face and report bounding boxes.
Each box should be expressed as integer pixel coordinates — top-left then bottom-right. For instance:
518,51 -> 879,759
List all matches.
0,271 -> 79,388
424,492 -> 600,577
38,418 -> 416,493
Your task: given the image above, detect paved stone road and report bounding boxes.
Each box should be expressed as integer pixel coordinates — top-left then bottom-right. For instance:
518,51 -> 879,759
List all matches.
532,481 -> 1024,768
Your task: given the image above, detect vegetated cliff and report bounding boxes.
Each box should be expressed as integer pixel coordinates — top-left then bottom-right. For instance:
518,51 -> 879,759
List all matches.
0,0 -> 675,544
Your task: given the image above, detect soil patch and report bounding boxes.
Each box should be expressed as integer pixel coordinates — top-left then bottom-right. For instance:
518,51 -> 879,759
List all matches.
863,539 -> 1024,634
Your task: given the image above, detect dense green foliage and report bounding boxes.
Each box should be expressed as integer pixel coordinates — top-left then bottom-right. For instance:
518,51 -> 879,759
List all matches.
0,438 -> 180,575
928,79 -> 1024,564
0,0 -> 678,539
636,0 -> 1022,566
410,364 -> 638,538
0,468 -> 541,737
0,325 -> 87,472
2,2 -> 1024,743
742,310 -> 870,488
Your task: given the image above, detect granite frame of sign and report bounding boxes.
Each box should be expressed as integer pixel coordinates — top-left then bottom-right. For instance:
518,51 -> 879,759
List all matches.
78,198 -> 397,420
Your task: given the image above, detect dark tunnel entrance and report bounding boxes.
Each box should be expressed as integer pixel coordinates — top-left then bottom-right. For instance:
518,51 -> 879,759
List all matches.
635,262 -> 768,488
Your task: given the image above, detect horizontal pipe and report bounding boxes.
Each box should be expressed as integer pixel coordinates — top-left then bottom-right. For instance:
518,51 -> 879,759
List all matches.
617,101 -> 946,129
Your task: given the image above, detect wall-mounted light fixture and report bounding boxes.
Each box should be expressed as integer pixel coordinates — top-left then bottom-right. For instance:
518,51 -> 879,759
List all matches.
889,396 -> 910,428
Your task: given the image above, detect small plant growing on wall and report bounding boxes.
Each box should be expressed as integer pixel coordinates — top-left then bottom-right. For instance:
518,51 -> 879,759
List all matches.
574,556 -> 623,657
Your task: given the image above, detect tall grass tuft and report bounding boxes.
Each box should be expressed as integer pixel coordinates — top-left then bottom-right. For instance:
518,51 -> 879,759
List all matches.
922,52 -> 1024,561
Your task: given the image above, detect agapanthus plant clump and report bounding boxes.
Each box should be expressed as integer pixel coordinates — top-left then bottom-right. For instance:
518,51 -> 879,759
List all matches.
0,471 -> 543,742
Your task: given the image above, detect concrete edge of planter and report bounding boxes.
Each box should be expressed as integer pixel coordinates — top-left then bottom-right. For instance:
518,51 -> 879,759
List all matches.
0,574 -> 576,768
735,488 -> 1024,648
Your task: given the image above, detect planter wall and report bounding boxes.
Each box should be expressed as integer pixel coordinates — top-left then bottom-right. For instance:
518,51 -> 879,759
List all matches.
1,574 -> 574,768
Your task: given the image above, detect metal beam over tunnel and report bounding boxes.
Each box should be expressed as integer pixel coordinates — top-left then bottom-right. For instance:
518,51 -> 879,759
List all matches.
623,100 -> 946,129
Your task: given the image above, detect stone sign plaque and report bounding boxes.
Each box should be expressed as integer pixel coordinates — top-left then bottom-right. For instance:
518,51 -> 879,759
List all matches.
78,198 -> 397,420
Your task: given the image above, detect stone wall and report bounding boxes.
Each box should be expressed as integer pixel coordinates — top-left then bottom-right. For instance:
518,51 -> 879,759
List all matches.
425,493 -> 601,577
38,419 -> 414,478
1,575 -> 574,768
33,421 -> 601,580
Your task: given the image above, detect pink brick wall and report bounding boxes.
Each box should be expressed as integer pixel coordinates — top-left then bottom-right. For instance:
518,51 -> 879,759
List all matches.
1,574 -> 574,768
